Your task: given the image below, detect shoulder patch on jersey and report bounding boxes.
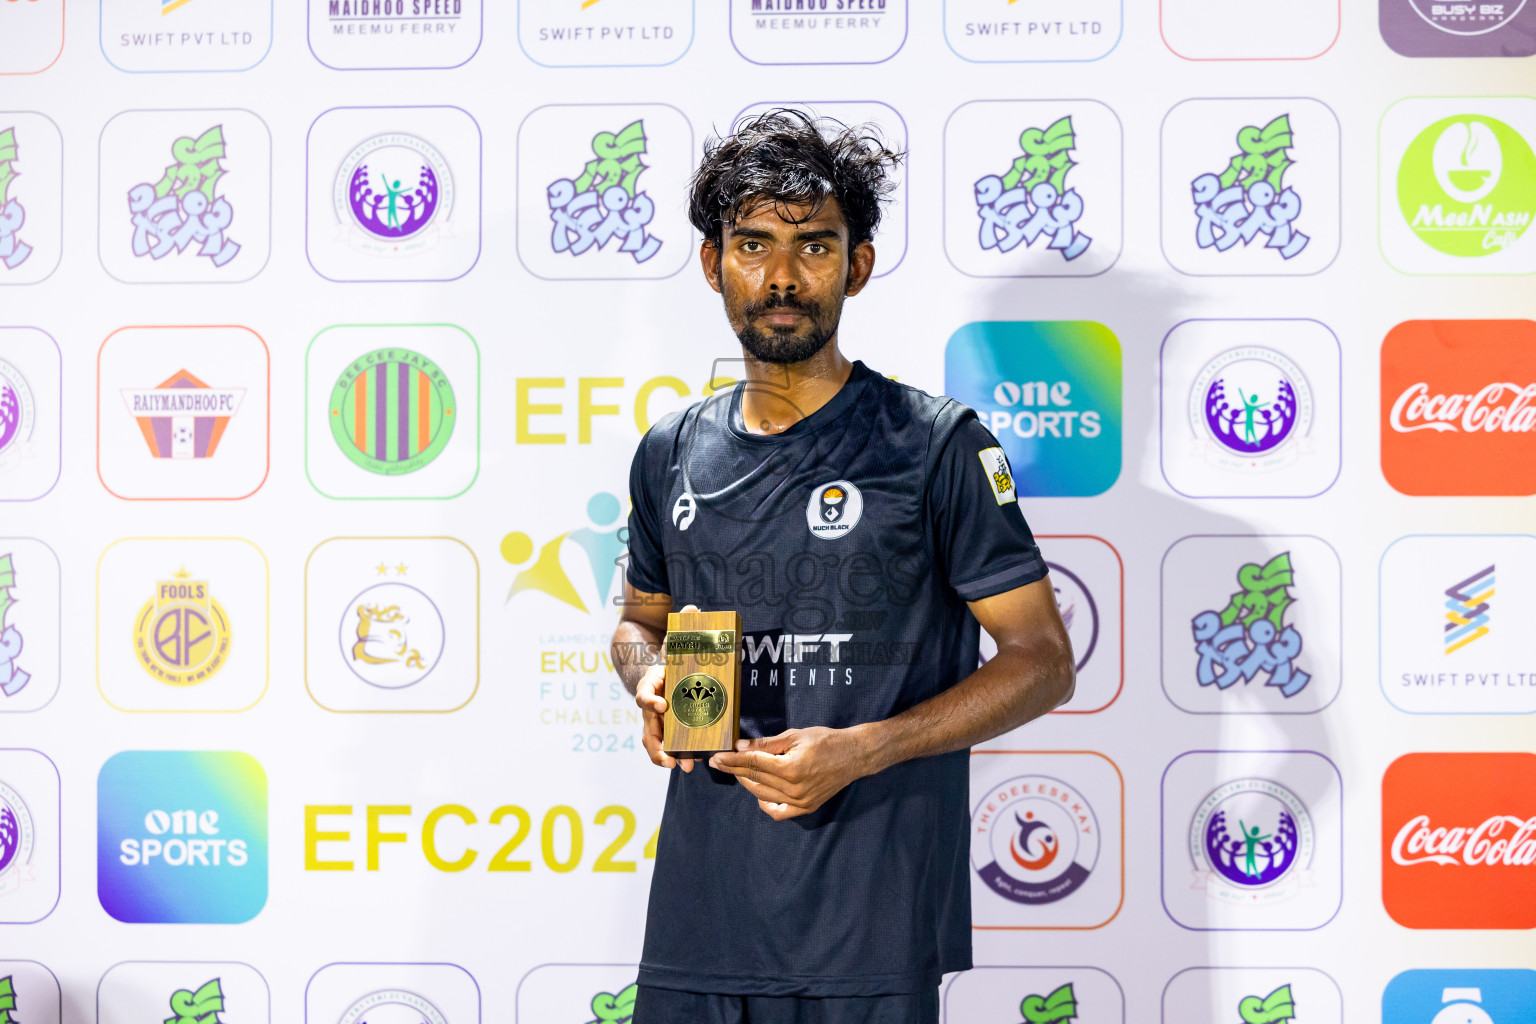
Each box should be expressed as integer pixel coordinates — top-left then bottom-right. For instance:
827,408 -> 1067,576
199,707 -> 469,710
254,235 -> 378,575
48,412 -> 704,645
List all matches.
978,446 -> 1017,505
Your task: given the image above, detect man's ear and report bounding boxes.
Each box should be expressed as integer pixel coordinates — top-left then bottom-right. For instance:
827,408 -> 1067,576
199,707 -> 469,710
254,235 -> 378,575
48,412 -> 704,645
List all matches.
844,240 -> 876,297
700,239 -> 723,294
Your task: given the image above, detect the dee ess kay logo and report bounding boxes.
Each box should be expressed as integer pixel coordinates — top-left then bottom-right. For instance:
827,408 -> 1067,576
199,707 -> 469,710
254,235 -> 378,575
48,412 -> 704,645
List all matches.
1382,751 -> 1536,929
1381,320 -> 1536,496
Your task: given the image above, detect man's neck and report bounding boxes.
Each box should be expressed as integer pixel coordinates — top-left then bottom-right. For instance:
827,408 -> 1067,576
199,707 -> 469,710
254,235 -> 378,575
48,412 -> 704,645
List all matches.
737,340 -> 854,435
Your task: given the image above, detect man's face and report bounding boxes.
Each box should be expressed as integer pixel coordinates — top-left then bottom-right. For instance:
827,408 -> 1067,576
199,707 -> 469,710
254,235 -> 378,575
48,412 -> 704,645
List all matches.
703,197 -> 874,365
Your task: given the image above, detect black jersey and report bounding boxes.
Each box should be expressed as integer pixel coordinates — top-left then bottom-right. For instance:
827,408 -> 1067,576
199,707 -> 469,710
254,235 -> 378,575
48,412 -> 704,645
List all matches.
624,360 -> 1048,997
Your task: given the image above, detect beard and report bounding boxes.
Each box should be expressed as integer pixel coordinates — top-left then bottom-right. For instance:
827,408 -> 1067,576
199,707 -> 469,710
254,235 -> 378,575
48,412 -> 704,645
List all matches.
729,289 -> 842,365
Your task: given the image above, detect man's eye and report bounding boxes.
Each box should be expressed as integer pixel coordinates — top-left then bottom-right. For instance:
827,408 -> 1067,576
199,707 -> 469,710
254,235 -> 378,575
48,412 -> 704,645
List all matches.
742,240 -> 764,251
805,243 -> 827,254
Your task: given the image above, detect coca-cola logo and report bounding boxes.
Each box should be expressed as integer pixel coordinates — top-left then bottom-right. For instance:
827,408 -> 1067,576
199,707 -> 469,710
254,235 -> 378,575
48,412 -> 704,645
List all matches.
1389,381 -> 1536,433
1391,813 -> 1536,867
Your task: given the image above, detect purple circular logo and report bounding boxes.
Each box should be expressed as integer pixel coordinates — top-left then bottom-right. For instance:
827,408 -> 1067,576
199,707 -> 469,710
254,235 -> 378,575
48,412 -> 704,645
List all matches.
0,781 -> 32,882
334,134 -> 453,245
1189,347 -> 1312,461
0,359 -> 37,461
1190,778 -> 1313,892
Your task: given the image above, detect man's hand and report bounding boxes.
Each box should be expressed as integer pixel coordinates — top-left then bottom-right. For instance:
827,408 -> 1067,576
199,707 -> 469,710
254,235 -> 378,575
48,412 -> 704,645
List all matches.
708,726 -> 877,821
632,602 -> 698,773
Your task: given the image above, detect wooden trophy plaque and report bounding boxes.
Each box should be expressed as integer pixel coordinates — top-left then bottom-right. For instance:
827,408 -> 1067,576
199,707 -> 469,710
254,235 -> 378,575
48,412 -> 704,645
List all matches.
661,609 -> 743,758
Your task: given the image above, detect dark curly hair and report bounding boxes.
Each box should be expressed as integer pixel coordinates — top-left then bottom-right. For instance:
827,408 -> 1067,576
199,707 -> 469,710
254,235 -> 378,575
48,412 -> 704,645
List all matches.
688,108 -> 903,249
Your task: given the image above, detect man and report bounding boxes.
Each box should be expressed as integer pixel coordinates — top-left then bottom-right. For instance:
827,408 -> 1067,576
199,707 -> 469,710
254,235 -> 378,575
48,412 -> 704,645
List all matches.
612,111 -> 1075,1024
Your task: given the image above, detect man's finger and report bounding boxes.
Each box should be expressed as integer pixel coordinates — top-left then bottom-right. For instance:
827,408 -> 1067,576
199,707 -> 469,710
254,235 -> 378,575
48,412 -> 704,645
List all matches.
641,732 -> 676,770
732,773 -> 797,807
759,799 -> 810,821
709,749 -> 790,776
737,730 -> 798,755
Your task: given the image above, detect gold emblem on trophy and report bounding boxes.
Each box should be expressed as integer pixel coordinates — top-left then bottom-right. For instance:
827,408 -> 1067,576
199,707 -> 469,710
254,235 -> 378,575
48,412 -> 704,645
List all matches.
661,609 -> 743,757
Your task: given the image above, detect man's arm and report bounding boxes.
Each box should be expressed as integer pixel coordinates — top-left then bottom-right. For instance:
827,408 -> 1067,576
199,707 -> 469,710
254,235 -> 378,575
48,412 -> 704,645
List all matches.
612,581 -> 704,772
708,576 -> 1073,820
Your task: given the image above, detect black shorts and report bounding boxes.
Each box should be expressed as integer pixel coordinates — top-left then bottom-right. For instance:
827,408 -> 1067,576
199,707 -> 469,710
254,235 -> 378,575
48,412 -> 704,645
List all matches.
632,985 -> 939,1024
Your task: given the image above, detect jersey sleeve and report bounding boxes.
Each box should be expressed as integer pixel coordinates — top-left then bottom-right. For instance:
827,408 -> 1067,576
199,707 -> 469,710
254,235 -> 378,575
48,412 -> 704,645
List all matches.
624,429 -> 671,597
928,409 -> 1049,602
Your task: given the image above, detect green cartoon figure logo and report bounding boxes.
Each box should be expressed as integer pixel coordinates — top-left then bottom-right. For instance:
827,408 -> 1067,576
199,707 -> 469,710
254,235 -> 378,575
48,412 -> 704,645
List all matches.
166,978 -> 226,1024
585,982 -> 636,1024
1238,984 -> 1295,1024
1020,983 -> 1078,1024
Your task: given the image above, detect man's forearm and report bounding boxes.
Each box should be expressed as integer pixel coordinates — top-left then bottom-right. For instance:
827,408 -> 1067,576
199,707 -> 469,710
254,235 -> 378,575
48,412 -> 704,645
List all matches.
612,618 -> 665,695
852,638 -> 1074,775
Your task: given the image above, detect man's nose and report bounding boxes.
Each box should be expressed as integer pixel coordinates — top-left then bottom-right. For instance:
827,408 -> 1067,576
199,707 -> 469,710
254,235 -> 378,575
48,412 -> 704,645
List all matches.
764,247 -> 799,291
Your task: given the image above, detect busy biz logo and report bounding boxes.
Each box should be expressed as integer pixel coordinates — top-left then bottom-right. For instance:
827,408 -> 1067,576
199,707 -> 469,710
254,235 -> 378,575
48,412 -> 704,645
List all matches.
1444,565 -> 1494,653
1383,970 -> 1536,1024
1383,752 -> 1536,929
1190,552 -> 1311,699
1189,777 -> 1314,907
974,117 -> 1091,262
1189,115 -> 1308,261
97,750 -> 267,923
519,0 -> 691,68
1381,0 -> 1536,58
126,126 -> 242,269
340,563 -> 445,690
329,347 -> 455,475
0,128 -> 30,271
1380,320 -> 1536,496
123,369 -> 244,460
547,120 -> 664,265
335,132 -> 455,257
944,321 -> 1122,497
0,554 -> 28,700
132,568 -> 231,687
0,358 -> 34,475
728,0 -> 906,65
971,775 -> 1100,906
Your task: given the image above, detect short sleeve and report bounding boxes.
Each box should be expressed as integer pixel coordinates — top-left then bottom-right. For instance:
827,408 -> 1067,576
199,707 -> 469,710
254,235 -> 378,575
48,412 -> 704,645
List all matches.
624,429 -> 670,596
928,410 -> 1048,602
